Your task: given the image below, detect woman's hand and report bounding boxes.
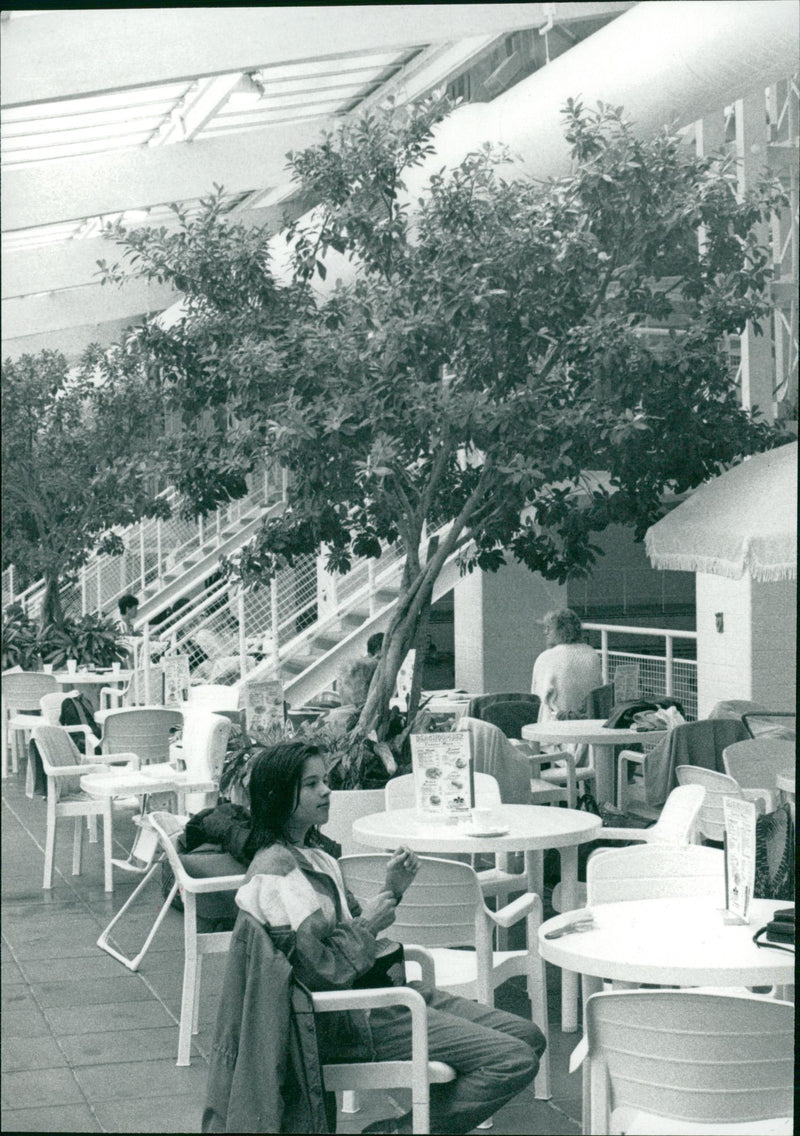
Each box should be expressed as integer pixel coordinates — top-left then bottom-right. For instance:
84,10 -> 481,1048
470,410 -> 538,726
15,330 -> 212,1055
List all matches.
360,892 -> 398,935
383,846 -> 420,899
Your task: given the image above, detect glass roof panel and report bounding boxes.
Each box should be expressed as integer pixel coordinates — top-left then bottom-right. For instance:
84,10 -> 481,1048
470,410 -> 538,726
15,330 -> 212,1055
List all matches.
1,83 -> 192,123
3,134 -> 156,167
253,48 -> 413,83
1,102 -> 182,134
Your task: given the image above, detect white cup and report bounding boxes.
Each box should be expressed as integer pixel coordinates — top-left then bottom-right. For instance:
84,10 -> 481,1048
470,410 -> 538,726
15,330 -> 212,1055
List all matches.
42,662 -> 54,674
66,658 -> 77,674
471,807 -> 493,829
111,661 -> 121,673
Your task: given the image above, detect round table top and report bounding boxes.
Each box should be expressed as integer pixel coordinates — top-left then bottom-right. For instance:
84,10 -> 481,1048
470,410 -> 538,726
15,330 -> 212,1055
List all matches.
54,669 -> 131,686
776,772 -> 795,795
538,896 -> 794,987
80,769 -> 214,798
522,718 -> 666,746
352,803 -> 602,853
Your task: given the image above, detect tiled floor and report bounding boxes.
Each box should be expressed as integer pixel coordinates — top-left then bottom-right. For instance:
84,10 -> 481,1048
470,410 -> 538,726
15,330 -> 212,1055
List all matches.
2,773 -> 583,1134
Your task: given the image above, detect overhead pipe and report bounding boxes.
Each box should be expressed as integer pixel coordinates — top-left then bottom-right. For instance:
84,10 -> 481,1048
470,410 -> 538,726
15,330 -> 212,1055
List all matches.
160,0 -> 798,323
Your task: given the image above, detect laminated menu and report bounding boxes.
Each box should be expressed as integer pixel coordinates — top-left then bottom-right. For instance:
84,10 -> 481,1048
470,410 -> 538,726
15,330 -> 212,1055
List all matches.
243,680 -> 284,733
723,796 -> 756,923
410,731 -> 473,819
162,656 -> 190,706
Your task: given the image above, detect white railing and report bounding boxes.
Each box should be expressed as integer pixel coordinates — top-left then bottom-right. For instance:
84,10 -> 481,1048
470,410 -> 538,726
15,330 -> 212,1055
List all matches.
583,621 -> 698,720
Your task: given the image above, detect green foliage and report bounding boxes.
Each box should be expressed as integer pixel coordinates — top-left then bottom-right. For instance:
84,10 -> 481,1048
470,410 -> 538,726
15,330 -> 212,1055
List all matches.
1,606 -> 39,670
1,608 -> 124,670
1,347 -> 170,625
99,96 -> 790,743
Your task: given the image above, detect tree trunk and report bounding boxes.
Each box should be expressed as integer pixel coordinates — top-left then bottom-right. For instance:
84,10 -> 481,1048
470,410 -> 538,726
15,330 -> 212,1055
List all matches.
40,574 -> 64,629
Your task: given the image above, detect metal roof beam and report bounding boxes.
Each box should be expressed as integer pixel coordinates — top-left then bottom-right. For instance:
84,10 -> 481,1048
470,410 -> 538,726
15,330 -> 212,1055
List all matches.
1,5 -> 634,107
2,120 -> 327,231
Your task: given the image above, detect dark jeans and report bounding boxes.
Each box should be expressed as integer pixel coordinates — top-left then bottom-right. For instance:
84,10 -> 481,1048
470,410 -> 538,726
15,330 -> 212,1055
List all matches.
323,985 -> 545,1134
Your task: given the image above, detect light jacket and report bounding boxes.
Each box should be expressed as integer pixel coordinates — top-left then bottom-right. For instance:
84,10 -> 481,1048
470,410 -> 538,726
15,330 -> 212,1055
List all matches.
202,910 -> 333,1134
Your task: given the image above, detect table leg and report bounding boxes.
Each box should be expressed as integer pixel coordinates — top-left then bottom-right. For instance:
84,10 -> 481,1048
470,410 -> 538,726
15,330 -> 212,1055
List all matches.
580,974 -> 602,1136
558,846 -> 581,1032
524,849 -> 544,898
592,744 -> 615,808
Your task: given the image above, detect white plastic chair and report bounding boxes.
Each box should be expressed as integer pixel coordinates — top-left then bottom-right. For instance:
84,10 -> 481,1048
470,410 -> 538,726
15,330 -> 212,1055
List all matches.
2,670 -> 58,777
324,787 -> 387,857
585,843 -> 725,906
722,739 -> 795,812
339,853 -> 551,1100
186,683 -> 241,712
581,989 -> 794,1135
148,811 -> 246,1066
675,766 -> 770,844
143,709 -> 232,814
552,784 -> 707,912
100,664 -> 165,710
315,946 -> 456,1135
32,723 -> 137,892
99,706 -> 183,765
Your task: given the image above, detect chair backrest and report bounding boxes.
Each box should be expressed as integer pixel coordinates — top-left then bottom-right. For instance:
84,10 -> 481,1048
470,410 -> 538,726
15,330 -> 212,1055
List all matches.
481,700 -> 540,739
647,784 -> 706,845
3,671 -> 58,709
324,788 -> 387,856
339,854 -> 484,950
585,990 -> 794,1131
584,684 -> 614,719
466,692 -> 540,722
675,764 -> 744,842
586,843 -> 725,905
101,707 -> 183,764
384,772 -> 502,811
187,684 -> 241,711
147,810 -> 195,886
39,691 -> 72,725
31,723 -> 85,798
722,738 -> 795,793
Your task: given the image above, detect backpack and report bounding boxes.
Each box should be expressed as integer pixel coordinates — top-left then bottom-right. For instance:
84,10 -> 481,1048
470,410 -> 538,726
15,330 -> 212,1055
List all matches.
59,693 -> 101,754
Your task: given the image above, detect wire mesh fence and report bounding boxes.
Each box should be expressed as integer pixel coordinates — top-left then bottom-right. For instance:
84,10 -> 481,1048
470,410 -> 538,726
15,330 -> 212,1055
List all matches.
607,651 -> 698,721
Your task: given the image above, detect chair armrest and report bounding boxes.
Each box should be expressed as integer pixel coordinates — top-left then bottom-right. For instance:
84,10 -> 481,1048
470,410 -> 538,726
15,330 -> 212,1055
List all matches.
596,826 -> 649,842
618,748 -> 646,761
49,762 -> 106,778
94,751 -> 141,769
487,891 -> 537,929
313,985 -> 427,1016
402,945 -> 437,987
740,788 -> 770,812
182,873 -> 246,894
61,724 -> 101,754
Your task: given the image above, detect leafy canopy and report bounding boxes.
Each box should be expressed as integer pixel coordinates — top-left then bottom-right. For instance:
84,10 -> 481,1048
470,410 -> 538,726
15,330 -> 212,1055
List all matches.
1,346 -> 169,621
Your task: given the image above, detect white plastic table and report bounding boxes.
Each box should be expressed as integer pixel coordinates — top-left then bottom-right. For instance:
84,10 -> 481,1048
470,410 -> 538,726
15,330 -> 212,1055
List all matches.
539,896 -> 794,1134
353,803 -> 602,1031
54,669 -> 132,712
521,719 -> 666,808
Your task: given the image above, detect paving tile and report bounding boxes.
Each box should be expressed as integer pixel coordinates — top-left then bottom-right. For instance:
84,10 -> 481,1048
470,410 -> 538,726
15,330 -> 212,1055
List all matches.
34,973 -> 154,1008
74,1057 -> 209,1102
93,1092 -> 204,1133
2,1035 -> 68,1073
0,959 -> 24,985
19,952 -> 137,982
2,985 -> 38,1011
44,999 -> 175,1036
0,1103 -> 102,1132
0,1066 -> 85,1109
1,1004 -> 52,1039
58,1025 -> 184,1066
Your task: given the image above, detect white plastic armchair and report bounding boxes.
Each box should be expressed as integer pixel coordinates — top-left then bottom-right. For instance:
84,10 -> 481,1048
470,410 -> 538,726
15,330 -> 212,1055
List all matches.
339,852 -> 551,1100
675,766 -> 770,844
552,784 -> 707,912
585,843 -> 725,906
32,723 -> 139,892
722,738 -> 795,812
579,989 -> 794,1135
314,946 -> 456,1136
148,811 -> 246,1067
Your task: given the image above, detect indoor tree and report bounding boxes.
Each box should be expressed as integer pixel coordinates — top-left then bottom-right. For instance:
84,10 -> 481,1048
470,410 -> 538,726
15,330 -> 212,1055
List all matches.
100,96 -> 788,768
1,346 -> 170,628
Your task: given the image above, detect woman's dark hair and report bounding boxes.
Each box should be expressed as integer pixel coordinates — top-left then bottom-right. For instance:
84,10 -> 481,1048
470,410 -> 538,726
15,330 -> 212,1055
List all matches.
248,741 -> 323,850
118,593 -> 139,616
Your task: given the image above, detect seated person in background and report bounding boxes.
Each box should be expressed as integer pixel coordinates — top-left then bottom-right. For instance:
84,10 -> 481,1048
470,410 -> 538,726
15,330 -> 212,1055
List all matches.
531,607 -> 602,723
117,593 -> 139,635
236,742 -> 545,1135
366,631 -> 384,658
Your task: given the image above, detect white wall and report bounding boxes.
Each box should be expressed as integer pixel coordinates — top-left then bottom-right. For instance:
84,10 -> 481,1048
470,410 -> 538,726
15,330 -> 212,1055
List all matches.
696,573 -> 796,716
454,561 -> 567,693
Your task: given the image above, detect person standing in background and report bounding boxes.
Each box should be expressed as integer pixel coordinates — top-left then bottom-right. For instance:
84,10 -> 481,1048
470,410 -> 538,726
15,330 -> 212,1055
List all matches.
531,608 -> 602,722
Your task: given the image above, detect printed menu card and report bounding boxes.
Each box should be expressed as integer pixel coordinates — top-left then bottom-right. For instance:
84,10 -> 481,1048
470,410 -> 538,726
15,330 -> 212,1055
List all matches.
723,796 -> 756,923
410,731 -> 473,819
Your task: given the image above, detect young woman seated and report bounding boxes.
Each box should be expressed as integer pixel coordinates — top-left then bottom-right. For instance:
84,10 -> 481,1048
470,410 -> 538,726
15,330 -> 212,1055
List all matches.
236,741 -> 545,1135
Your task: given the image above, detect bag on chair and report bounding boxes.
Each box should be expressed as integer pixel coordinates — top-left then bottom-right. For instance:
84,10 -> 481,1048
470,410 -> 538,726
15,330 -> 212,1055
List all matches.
59,694 -> 101,754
